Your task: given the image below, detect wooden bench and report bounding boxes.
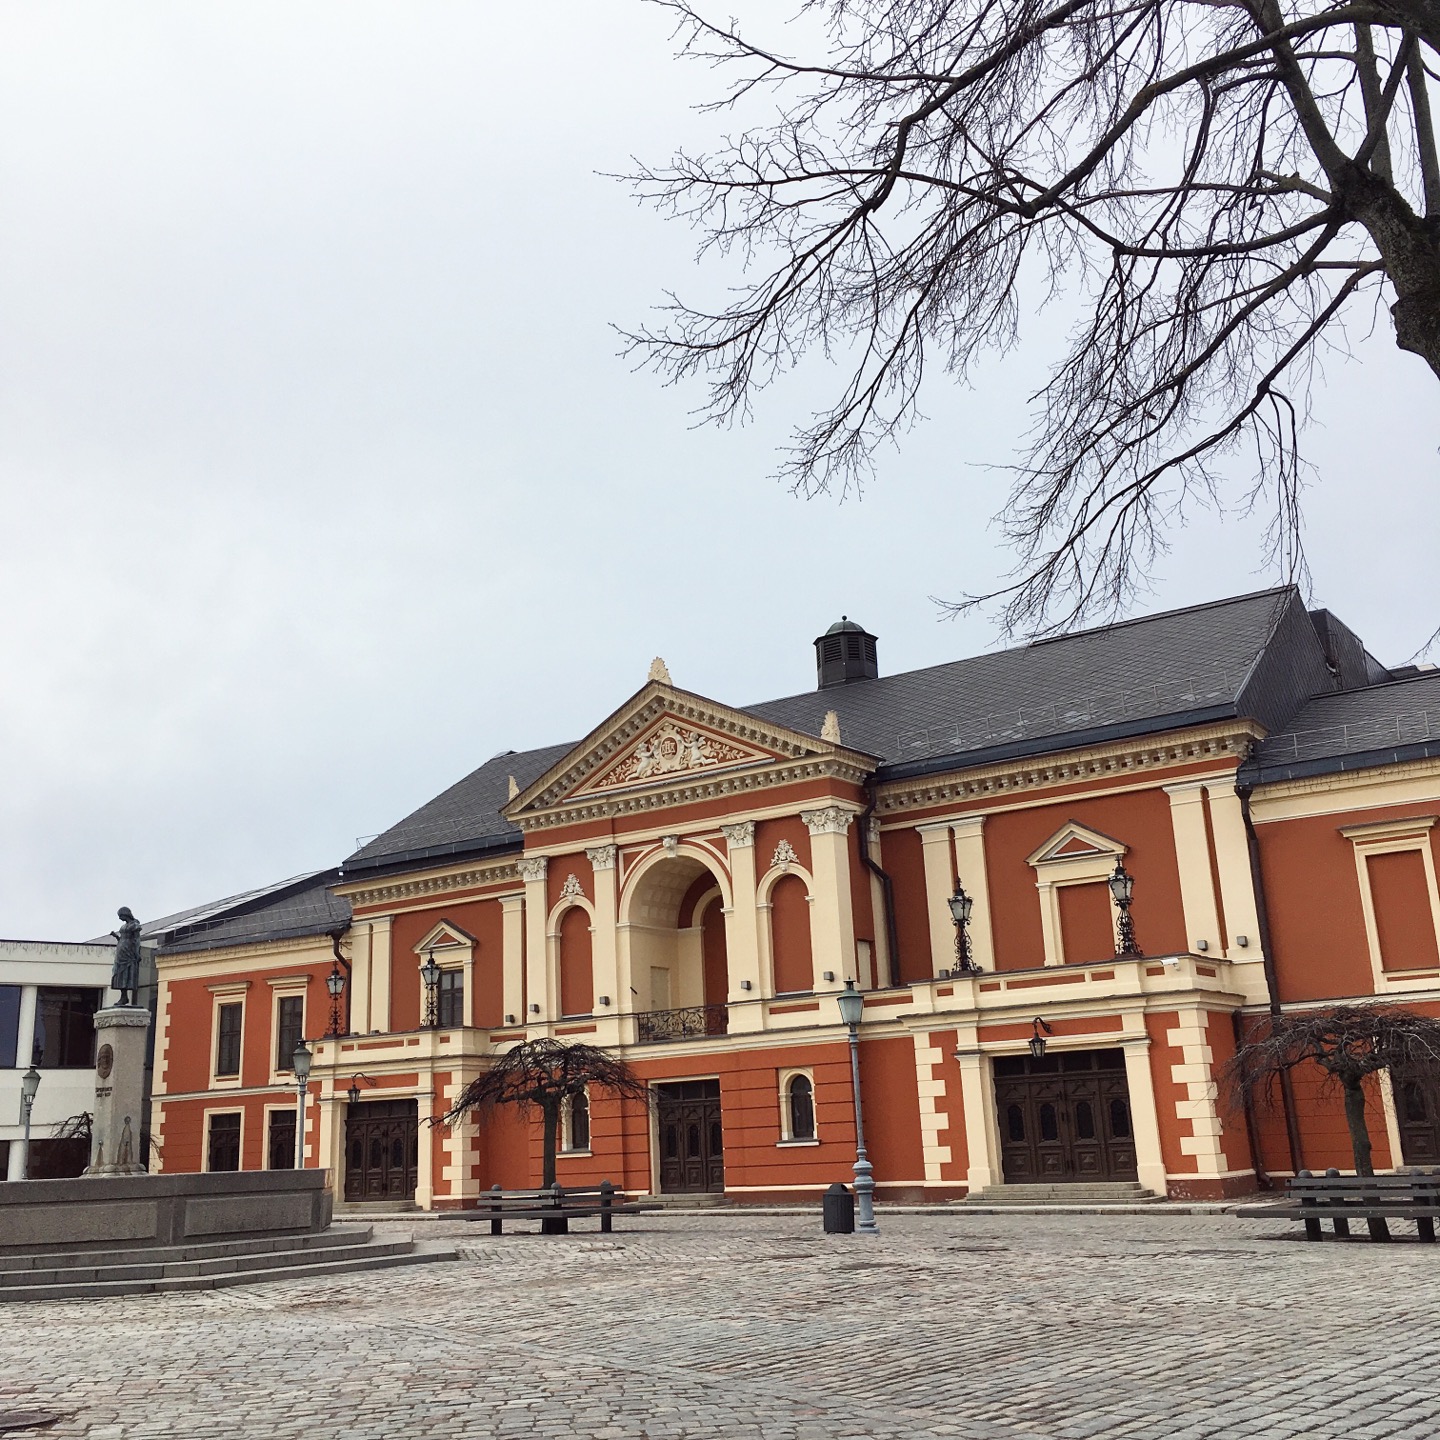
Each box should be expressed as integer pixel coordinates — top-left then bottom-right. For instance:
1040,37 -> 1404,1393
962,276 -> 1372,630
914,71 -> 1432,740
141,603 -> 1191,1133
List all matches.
1237,1168 -> 1440,1241
462,1181 -> 662,1235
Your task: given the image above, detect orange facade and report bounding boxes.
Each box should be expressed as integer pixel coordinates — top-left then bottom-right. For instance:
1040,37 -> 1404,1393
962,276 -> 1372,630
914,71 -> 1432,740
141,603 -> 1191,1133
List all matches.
148,591 -> 1440,1208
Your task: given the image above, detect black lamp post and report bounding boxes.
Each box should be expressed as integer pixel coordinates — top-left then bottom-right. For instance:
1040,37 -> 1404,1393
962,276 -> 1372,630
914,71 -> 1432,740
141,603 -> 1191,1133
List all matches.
292,1039 -> 313,1169
946,882 -> 981,975
1108,859 -> 1143,958
325,962 -> 346,1038
835,980 -> 878,1235
1028,1017 -> 1054,1059
420,950 -> 441,1029
19,1064 -> 40,1179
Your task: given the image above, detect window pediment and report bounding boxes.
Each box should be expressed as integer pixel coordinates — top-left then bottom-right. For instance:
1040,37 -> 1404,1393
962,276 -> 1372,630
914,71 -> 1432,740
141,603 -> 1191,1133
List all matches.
1027,821 -> 1128,868
412,920 -> 476,955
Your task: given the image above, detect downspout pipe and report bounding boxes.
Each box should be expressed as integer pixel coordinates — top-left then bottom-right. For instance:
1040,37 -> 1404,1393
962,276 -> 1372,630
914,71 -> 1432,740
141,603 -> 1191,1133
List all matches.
858,774 -> 902,990
1237,782 -> 1304,1179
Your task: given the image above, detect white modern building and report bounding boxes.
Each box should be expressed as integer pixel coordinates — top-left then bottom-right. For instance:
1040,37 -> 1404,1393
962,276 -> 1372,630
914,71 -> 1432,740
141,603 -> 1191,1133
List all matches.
0,939 -> 125,1181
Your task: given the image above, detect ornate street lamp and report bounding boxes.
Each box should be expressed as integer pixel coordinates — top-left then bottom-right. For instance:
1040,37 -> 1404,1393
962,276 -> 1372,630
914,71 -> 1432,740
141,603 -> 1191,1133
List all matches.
419,950 -> 441,1029
346,1073 -> 373,1108
836,980 -> 878,1235
946,882 -> 981,975
1028,1017 -> 1054,1059
1108,859 -> 1143,958
19,1064 -> 40,1180
325,962 -> 347,1038
292,1039 -> 312,1170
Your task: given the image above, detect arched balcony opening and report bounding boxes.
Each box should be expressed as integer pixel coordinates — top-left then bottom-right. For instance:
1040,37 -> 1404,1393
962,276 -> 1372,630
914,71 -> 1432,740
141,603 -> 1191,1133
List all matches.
557,905 -> 594,1018
623,854 -> 730,1044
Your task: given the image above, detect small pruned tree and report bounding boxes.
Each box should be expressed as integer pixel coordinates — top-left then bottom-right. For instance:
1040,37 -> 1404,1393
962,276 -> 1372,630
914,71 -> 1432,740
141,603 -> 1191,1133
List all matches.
1224,1003 -> 1440,1181
627,0 -> 1440,634
443,1038 -> 651,1189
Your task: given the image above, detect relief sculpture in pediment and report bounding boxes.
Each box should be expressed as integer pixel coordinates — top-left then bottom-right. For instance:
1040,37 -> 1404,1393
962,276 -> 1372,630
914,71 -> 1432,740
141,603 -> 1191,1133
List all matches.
585,721 -> 758,793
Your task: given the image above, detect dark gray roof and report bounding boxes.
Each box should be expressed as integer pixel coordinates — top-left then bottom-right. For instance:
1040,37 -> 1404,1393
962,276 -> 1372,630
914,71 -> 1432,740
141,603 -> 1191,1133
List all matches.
344,742 -> 575,875
145,871 -> 350,955
1241,670 -> 1440,784
751,587 -> 1307,776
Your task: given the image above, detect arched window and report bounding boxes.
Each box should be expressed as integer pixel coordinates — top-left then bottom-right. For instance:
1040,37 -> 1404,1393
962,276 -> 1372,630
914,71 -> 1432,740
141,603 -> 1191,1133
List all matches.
782,1071 -> 816,1142
558,907 -> 594,1018
562,1089 -> 591,1152
770,875 -> 814,994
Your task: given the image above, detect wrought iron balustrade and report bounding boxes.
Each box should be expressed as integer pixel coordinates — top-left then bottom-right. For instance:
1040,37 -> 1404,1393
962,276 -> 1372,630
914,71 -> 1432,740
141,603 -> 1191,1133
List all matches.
634,1004 -> 729,1045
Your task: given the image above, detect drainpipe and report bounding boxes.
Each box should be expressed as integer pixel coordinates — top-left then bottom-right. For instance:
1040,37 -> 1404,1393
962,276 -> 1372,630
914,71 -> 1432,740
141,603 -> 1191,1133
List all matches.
1237,782 -> 1304,1178
857,774 -> 902,990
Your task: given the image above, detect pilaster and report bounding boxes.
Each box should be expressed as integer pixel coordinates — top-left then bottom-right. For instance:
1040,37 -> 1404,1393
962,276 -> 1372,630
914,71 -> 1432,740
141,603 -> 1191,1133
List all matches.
587,845 -> 620,1016
800,807 -> 858,991
1204,781 -> 1264,960
519,856 -> 550,1025
1121,1020 -> 1167,1196
367,916 -> 394,1033
918,821 -> 957,977
500,895 -> 526,1022
953,1031 -> 1001,1193
721,822 -> 764,1031
1164,782 -> 1223,955
950,815 -> 995,971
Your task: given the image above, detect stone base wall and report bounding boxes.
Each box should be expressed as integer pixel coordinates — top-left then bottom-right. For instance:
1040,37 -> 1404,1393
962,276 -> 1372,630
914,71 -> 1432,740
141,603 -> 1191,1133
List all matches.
0,1169 -> 333,1254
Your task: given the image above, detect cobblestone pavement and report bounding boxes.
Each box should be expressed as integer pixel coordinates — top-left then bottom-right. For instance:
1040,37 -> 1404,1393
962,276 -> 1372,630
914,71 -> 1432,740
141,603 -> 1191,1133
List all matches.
2,1211 -> 1437,1440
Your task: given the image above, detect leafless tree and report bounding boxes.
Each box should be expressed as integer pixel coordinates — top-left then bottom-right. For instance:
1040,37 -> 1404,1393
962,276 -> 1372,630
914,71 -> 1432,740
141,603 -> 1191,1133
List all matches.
1224,1003 -> 1440,1235
443,1038 -> 650,1188
626,0 -> 1440,632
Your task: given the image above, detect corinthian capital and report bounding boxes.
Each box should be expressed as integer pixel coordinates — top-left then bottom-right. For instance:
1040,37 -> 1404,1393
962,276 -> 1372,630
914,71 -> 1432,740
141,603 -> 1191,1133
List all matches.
517,856 -> 549,884
720,821 -> 755,849
585,844 -> 618,871
801,806 -> 856,837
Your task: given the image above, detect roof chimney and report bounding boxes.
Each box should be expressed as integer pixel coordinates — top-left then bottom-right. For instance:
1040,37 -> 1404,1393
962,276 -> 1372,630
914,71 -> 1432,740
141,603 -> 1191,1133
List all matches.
815,617 -> 879,690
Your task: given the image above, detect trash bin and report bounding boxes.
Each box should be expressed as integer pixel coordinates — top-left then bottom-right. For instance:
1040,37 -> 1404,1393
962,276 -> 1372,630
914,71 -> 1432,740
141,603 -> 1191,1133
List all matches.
823,1181 -> 855,1234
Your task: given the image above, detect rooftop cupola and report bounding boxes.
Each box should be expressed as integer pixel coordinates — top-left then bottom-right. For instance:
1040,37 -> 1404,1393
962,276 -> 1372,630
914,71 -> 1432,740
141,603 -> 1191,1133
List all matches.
815,617 -> 879,690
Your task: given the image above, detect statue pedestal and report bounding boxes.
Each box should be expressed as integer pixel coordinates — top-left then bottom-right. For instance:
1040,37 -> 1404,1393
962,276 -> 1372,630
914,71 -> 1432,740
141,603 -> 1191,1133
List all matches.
86,1006 -> 151,1176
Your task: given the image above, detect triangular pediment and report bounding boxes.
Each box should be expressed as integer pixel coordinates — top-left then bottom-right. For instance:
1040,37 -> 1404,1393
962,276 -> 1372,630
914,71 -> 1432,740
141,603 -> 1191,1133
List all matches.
1027,821 -> 1128,867
413,920 -> 476,954
506,681 -> 877,819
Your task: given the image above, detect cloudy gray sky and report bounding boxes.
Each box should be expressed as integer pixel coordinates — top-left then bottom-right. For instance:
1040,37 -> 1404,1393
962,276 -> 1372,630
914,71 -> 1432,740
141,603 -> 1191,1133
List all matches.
2,2 -> 1436,940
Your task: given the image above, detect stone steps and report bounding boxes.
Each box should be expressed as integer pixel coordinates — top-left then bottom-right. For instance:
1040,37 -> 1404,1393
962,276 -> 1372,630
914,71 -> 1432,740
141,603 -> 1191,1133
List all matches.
0,1228 -> 457,1301
647,1192 -> 732,1209
0,1225 -> 370,1275
961,1182 -> 1164,1206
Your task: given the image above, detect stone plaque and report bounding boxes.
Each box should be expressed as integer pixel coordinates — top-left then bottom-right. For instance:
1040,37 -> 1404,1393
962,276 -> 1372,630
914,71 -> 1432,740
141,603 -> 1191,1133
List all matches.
96,1043 -> 114,1080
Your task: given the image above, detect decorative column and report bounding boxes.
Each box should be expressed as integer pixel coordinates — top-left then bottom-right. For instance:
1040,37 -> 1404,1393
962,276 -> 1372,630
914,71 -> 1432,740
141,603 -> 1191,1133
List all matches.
363,916 -> 394,1034
721,822 -> 764,1032
499,894 -> 526,1022
918,821 -> 957,976
800,806 -> 858,991
519,856 -> 550,1026
862,820 -> 891,987
1164,781 -> 1223,955
587,845 -> 621,1040
1120,1018 -> 1168,1196
87,1006 -> 152,1175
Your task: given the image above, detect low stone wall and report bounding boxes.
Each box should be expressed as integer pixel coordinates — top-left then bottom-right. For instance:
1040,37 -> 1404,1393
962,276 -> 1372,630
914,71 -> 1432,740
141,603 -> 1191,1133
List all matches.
0,1170 -> 333,1254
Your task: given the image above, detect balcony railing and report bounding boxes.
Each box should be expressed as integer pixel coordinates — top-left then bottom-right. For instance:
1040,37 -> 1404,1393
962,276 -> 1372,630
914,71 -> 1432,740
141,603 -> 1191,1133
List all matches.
634,1004 -> 729,1045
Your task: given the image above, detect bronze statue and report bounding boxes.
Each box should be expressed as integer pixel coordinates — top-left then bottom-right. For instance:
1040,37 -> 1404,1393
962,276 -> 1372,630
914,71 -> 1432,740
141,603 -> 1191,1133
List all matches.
110,907 -> 142,1005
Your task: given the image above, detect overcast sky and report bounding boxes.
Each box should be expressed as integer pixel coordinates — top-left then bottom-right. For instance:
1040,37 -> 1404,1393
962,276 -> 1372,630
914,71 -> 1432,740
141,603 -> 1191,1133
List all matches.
1,2 -> 1436,941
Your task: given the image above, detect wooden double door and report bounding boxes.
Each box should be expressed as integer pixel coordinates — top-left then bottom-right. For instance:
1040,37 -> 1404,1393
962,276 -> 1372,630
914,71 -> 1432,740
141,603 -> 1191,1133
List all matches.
1398,1073 -> 1440,1165
344,1099 -> 419,1202
656,1080 -> 725,1193
995,1049 -> 1139,1183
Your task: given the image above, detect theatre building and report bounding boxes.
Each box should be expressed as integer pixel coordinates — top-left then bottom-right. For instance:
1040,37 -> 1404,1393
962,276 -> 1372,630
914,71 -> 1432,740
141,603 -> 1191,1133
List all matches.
147,587 -> 1440,1206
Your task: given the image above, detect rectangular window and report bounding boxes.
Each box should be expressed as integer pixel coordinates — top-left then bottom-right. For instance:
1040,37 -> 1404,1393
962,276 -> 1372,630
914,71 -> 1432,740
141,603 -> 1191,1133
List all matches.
437,969 -> 465,1028
215,1003 -> 243,1078
275,995 -> 304,1071
267,1109 -> 297,1170
32,987 -> 102,1068
0,985 -> 20,1067
207,1113 -> 242,1172
1368,851 -> 1440,971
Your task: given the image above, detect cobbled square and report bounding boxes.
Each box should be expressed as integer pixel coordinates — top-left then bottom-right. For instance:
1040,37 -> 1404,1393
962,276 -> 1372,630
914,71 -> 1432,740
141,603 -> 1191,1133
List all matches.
2,1212 -> 1435,1440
